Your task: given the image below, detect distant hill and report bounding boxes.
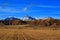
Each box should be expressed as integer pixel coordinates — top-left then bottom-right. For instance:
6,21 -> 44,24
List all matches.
37,17 -> 60,26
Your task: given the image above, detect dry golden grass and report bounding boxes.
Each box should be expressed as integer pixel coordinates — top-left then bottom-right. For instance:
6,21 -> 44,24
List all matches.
0,29 -> 60,40
0,25 -> 60,40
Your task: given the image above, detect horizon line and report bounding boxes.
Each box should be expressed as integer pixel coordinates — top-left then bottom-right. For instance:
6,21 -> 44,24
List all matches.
0,16 -> 60,20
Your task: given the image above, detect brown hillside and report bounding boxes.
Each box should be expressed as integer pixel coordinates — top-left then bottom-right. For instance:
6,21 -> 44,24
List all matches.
0,18 -> 60,27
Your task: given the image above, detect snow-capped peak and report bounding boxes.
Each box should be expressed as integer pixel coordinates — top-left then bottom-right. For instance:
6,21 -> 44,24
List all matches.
22,15 -> 36,21
4,16 -> 20,21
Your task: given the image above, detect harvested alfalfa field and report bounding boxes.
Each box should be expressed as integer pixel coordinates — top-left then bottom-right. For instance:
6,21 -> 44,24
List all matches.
0,29 -> 60,40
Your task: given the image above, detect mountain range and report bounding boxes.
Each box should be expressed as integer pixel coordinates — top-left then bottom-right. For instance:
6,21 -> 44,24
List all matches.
1,15 -> 56,21
0,15 -> 60,26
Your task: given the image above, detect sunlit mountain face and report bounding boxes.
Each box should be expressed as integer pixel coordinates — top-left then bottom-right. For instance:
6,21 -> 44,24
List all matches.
22,15 -> 36,21
0,0 -> 60,19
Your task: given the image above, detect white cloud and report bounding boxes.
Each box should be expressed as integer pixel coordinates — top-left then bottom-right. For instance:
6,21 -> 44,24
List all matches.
0,4 -> 60,13
22,4 -> 33,11
23,7 -> 28,11
27,4 -> 60,8
0,6 -> 22,13
35,5 -> 60,8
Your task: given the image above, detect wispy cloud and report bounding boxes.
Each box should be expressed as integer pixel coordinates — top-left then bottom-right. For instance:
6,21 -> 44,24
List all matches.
35,5 -> 60,8
27,3 -> 60,8
22,7 -> 28,11
0,4 -> 60,13
0,6 -> 23,13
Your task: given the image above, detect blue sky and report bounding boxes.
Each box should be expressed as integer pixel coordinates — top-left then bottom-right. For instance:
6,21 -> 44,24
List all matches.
0,0 -> 60,19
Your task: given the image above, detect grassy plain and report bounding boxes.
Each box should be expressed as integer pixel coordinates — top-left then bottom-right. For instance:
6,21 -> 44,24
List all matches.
0,25 -> 60,40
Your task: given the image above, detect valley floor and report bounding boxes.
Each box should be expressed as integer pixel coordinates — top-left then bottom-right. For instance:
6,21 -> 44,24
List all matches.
0,29 -> 60,40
